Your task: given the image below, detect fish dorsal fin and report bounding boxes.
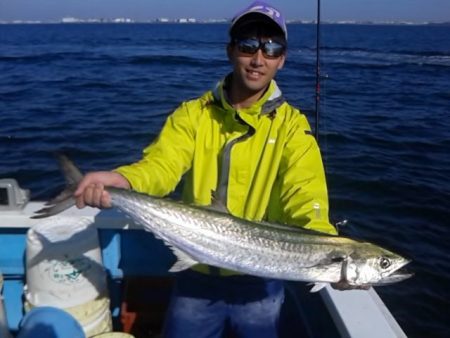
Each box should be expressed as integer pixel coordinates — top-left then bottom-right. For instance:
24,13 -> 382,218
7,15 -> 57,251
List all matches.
168,247 -> 200,272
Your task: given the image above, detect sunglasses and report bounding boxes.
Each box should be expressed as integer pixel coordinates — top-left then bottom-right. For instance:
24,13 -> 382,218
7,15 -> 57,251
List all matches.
234,38 -> 286,59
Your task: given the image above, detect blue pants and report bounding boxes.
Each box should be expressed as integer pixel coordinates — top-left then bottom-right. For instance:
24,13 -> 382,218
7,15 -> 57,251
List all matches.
163,270 -> 285,338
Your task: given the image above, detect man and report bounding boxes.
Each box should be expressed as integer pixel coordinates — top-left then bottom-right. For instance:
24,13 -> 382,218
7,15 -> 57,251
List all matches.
75,2 -> 337,337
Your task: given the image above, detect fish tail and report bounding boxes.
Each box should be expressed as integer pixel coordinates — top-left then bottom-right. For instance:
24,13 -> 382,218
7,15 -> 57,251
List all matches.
31,154 -> 83,219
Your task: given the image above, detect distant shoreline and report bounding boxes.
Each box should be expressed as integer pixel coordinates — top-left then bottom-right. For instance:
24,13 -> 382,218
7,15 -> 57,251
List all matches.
1,21 -> 449,26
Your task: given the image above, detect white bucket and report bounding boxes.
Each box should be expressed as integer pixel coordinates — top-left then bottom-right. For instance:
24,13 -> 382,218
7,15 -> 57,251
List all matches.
83,304 -> 112,337
92,333 -> 135,338
25,217 -> 108,308
24,297 -> 113,337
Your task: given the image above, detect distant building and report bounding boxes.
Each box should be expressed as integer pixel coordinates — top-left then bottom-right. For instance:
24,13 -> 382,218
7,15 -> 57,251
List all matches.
178,18 -> 196,23
113,18 -> 133,23
61,17 -> 80,23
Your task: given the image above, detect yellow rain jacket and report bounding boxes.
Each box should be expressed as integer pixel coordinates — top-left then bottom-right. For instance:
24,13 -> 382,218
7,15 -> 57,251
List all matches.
116,77 -> 337,237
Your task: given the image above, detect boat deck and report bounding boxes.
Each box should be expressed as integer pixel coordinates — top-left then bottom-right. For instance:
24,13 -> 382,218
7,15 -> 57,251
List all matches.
0,202 -> 407,337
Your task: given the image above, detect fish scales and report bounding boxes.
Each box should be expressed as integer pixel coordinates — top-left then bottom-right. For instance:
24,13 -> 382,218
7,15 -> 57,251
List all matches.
31,155 -> 413,289
107,188 -> 400,283
109,189 -> 334,279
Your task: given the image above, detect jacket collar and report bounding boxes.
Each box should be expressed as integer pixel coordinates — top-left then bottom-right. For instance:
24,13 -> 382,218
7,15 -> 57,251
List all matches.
212,74 -> 285,116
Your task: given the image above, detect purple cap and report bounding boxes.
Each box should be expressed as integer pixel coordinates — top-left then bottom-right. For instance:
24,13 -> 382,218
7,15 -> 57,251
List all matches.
230,1 -> 287,40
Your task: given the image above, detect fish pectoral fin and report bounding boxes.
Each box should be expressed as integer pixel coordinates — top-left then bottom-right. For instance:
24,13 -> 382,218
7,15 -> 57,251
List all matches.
207,194 -> 229,214
309,282 -> 328,293
168,248 -> 200,272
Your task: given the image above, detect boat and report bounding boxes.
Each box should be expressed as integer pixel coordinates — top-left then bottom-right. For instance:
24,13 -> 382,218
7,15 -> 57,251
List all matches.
0,178 -> 408,337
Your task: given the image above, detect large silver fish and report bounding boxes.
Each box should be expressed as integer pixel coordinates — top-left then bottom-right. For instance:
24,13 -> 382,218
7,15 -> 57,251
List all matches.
33,155 -> 412,290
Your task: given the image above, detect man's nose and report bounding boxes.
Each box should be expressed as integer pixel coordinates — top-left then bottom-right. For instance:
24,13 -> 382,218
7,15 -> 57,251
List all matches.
250,49 -> 264,66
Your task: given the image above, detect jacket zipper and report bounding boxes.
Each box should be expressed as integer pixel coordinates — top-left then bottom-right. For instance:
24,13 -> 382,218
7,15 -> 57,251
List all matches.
216,114 -> 255,206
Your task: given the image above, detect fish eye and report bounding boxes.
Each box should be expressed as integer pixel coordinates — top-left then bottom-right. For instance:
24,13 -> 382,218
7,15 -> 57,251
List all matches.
380,257 -> 391,269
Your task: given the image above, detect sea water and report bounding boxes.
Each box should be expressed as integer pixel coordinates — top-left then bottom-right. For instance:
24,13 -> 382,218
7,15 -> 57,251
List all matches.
0,23 -> 449,338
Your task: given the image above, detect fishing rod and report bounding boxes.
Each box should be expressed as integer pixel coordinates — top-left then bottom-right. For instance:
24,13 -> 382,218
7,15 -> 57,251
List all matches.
314,0 -> 321,141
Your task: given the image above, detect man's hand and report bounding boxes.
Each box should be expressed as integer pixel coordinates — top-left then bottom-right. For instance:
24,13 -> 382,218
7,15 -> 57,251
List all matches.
74,171 -> 130,209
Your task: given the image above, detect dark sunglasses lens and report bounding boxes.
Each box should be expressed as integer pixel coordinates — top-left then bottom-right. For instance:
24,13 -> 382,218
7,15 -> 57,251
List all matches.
236,39 -> 285,58
263,41 -> 285,57
237,39 -> 260,54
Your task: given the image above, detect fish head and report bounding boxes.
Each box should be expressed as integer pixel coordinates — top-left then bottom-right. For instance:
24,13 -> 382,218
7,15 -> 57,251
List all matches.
346,244 -> 412,286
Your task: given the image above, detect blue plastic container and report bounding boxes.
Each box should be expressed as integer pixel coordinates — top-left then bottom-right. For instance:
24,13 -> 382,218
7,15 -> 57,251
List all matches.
17,306 -> 85,338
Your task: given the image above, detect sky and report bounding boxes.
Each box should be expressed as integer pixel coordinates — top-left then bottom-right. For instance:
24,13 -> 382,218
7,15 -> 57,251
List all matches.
0,0 -> 449,23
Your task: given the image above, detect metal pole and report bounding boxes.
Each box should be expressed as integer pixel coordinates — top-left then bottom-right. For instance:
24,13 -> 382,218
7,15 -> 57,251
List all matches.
0,271 -> 13,338
314,0 -> 321,141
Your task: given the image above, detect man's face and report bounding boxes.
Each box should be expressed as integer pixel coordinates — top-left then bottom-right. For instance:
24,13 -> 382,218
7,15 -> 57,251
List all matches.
228,37 -> 285,99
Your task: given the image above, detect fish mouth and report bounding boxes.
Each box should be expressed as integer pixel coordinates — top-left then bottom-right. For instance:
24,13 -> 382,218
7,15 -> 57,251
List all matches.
375,259 -> 414,285
378,268 -> 414,284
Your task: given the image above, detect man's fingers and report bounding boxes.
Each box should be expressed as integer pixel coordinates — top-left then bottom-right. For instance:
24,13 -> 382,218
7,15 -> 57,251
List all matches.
75,194 -> 85,209
74,177 -> 90,196
101,190 -> 112,208
73,172 -> 121,209
92,183 -> 104,206
75,183 -> 111,209
74,173 -> 98,196
83,184 -> 95,206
